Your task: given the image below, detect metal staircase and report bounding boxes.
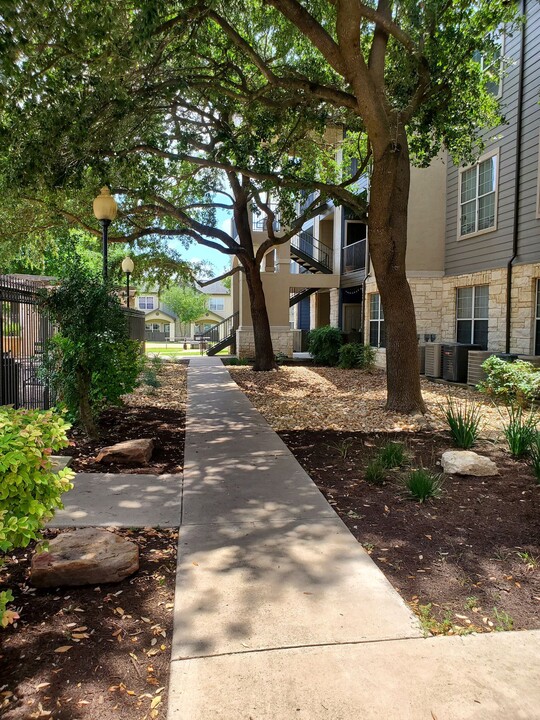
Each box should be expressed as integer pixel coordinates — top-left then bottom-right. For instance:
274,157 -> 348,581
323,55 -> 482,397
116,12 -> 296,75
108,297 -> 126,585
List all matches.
289,232 -> 333,309
206,311 -> 239,356
290,232 -> 333,275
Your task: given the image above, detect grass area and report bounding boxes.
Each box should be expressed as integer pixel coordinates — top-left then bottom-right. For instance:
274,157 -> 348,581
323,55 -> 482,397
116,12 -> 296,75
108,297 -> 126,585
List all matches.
145,342 -> 230,357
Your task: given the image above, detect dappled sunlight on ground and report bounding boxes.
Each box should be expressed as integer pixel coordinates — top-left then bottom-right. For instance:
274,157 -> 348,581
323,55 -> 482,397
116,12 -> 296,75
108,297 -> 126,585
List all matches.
229,365 -> 508,436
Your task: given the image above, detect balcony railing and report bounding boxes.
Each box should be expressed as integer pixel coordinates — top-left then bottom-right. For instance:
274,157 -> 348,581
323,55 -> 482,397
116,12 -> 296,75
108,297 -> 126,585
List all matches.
342,239 -> 366,273
291,232 -> 333,272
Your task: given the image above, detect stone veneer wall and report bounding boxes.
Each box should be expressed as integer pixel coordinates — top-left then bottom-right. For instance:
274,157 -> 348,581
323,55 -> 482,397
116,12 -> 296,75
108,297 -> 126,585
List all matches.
329,288 -> 340,327
363,274 -> 444,343
441,264 -> 540,355
441,268 -> 507,352
236,326 -> 294,358
364,265 -> 540,365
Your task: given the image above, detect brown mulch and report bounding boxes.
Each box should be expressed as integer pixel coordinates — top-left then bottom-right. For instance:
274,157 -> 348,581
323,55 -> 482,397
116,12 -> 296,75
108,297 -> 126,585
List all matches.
0,528 -> 177,720
64,362 -> 187,475
229,365 -> 540,634
229,365 -> 508,436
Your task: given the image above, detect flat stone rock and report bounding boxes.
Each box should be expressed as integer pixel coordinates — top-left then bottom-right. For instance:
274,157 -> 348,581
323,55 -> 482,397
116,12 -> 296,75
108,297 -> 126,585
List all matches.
51,455 -> 73,472
30,528 -> 139,587
441,450 -> 499,477
96,438 -> 154,465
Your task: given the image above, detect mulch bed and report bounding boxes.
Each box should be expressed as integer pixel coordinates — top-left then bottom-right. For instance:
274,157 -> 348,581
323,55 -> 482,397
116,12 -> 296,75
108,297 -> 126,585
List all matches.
279,429 -> 540,634
0,528 -> 177,720
64,405 -> 185,475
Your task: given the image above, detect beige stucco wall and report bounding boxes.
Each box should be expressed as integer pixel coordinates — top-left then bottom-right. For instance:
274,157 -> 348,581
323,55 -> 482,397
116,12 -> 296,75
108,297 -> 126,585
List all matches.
406,159 -> 446,273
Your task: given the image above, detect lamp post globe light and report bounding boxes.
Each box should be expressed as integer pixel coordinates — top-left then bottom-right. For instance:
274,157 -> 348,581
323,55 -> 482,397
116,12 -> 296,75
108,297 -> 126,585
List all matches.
121,256 -> 134,308
93,186 -> 118,280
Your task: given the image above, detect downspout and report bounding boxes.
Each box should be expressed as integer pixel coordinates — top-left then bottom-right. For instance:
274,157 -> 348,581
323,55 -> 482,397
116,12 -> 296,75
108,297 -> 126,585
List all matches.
506,0 -> 526,353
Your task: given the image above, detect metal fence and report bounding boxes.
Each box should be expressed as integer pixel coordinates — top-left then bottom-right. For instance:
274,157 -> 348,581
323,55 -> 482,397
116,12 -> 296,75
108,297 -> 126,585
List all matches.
0,275 -> 54,410
0,276 -> 147,410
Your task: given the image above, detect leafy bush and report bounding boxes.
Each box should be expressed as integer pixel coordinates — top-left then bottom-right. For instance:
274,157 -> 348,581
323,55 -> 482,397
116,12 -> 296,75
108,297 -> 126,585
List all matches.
338,343 -> 376,370
307,326 -> 343,366
479,357 -> 540,406
0,407 -> 74,626
377,441 -> 407,469
41,264 -> 145,438
365,460 -> 386,485
529,433 -> 540,484
502,405 -> 537,458
444,397 -> 482,449
404,469 -> 443,502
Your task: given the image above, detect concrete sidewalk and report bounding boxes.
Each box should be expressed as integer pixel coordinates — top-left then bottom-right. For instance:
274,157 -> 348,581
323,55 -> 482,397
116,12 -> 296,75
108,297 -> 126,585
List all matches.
167,357 -> 540,719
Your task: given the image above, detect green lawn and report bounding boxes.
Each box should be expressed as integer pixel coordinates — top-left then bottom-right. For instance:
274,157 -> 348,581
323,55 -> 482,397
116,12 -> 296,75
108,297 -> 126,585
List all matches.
145,342 -> 230,357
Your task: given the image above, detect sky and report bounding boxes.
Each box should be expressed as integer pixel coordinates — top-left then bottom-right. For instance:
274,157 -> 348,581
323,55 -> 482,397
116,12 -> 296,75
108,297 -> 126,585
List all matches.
168,206 -> 233,278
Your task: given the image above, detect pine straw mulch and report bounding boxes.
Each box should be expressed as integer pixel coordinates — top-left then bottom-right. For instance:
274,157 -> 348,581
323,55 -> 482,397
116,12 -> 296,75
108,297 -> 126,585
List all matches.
229,364 -> 540,635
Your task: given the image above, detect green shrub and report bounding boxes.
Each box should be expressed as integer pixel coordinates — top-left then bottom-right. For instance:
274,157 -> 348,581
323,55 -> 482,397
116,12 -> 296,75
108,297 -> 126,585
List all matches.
338,343 -> 376,370
529,432 -> 540,484
503,405 -> 537,458
479,357 -> 540,406
377,441 -> 407,468
0,407 -> 74,626
404,469 -> 443,502
444,397 -> 482,449
41,264 -> 145,438
307,326 -> 343,366
365,460 -> 386,485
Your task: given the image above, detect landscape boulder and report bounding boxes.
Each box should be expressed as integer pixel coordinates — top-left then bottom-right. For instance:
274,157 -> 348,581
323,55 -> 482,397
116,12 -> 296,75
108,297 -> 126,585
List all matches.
31,528 -> 139,588
441,450 -> 499,477
95,438 -> 154,465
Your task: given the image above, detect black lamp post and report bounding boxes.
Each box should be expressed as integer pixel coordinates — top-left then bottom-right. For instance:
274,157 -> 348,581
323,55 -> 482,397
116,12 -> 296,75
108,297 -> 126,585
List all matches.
121,257 -> 134,308
93,187 -> 118,281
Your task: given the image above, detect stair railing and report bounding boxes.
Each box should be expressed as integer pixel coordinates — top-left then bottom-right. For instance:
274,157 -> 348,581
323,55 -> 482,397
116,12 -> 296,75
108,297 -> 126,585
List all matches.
290,232 -> 333,271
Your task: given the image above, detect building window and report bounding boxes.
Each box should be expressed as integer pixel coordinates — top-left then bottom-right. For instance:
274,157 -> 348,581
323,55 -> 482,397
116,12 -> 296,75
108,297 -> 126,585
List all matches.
473,31 -> 504,98
209,298 -> 225,312
459,151 -> 498,238
138,296 -> 155,310
456,285 -> 489,349
535,281 -> 540,355
369,293 -> 385,348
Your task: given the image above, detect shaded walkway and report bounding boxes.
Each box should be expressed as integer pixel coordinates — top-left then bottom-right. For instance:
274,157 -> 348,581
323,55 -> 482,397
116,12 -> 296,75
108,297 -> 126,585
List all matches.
168,357 -> 540,719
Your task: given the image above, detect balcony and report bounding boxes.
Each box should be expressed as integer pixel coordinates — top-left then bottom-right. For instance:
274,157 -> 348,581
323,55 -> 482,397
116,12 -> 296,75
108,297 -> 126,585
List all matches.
342,239 -> 366,274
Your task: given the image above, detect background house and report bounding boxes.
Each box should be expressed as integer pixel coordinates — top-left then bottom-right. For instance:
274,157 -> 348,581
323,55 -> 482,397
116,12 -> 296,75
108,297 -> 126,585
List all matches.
134,282 -> 232,342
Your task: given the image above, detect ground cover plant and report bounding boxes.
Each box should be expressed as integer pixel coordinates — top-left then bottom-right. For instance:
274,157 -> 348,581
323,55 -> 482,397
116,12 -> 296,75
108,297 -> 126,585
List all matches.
230,365 -> 540,634
0,361 -> 186,716
0,407 -> 74,626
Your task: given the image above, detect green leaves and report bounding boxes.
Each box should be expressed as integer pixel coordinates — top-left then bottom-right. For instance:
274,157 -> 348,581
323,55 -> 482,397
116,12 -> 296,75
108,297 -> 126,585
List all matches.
0,406 -> 74,625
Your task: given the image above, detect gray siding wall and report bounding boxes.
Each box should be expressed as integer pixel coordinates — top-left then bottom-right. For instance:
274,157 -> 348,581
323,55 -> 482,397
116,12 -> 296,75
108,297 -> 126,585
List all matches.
445,5 -> 540,276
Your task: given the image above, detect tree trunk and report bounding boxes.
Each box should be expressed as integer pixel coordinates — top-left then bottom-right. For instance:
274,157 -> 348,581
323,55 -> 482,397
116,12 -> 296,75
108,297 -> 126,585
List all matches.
368,132 -> 426,414
243,259 -> 278,371
77,368 -> 99,439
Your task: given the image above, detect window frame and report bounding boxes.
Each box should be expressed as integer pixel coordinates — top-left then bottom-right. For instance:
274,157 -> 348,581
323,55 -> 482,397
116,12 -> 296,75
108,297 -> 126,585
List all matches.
369,293 -> 385,348
474,30 -> 505,100
457,148 -> 500,240
138,296 -> 155,310
209,298 -> 225,312
455,285 -> 489,349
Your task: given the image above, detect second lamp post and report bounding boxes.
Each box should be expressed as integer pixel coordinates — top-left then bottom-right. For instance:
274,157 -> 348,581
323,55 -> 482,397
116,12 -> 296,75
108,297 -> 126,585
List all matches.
93,186 -> 118,281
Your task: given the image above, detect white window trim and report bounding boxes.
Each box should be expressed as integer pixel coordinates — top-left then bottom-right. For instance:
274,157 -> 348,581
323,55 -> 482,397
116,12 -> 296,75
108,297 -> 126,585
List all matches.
457,148 -> 500,241
369,293 -> 385,348
479,31 -> 505,100
455,285 -> 489,345
138,295 -> 156,310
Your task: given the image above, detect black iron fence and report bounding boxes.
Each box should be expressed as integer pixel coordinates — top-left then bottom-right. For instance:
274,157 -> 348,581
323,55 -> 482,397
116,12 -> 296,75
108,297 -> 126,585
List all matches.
1,276 -> 146,410
0,275 -> 54,410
